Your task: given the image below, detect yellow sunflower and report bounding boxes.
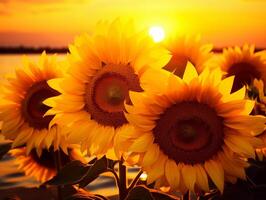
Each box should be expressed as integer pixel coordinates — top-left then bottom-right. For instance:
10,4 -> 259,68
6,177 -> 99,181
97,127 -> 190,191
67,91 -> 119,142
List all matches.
0,52 -> 68,155
163,34 -> 214,77
256,134 -> 266,161
219,44 -> 266,93
9,146 -> 87,183
250,79 -> 266,114
44,19 -> 171,158
248,79 -> 266,160
119,63 -> 265,193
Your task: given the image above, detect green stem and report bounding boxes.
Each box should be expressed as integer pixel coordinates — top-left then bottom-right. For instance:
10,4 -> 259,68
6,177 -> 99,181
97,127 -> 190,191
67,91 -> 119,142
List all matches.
127,170 -> 143,191
182,191 -> 190,200
54,150 -> 63,200
119,161 -> 127,200
107,168 -> 120,187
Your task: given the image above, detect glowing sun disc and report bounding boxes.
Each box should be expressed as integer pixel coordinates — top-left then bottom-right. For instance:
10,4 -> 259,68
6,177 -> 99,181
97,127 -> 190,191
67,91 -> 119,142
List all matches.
149,26 -> 165,43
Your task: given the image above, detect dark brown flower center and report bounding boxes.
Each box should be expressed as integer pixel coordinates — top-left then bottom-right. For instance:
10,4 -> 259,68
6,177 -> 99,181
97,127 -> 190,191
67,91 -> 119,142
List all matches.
247,85 -> 260,100
30,148 -> 71,170
22,81 -> 60,129
85,63 -> 142,127
227,62 -> 261,92
164,54 -> 192,77
153,101 -> 224,164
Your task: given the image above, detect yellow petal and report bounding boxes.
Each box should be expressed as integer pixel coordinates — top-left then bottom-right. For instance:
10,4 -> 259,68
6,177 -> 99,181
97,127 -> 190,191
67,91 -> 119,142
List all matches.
140,68 -> 170,93
204,159 -> 224,193
217,100 -> 255,117
183,62 -> 198,84
43,96 -> 58,108
34,129 -> 47,149
224,134 -> 255,158
142,144 -> 160,167
44,126 -> 56,149
59,76 -> 85,95
125,113 -> 155,127
47,78 -> 64,93
12,127 -> 33,148
2,117 -> 23,136
26,135 -> 37,155
222,86 -> 246,102
195,164 -> 209,192
165,159 -> 180,190
125,113 -> 155,132
94,126 -> 115,155
36,147 -> 43,157
225,115 -> 266,136
225,175 -> 238,184
146,152 -> 167,184
209,68 -> 223,87
68,121 -> 94,143
128,91 -> 146,107
217,152 -> 246,180
129,133 -> 154,152
182,164 -> 196,192
49,111 -> 90,128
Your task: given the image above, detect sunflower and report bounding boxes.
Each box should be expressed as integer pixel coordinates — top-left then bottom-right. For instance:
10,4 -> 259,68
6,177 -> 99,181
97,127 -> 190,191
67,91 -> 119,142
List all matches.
44,19 -> 171,158
248,79 -> 266,160
163,34 -> 214,77
219,44 -> 266,93
9,146 -> 87,182
247,79 -> 266,114
256,134 -> 266,161
0,52 -> 68,155
119,63 -> 265,193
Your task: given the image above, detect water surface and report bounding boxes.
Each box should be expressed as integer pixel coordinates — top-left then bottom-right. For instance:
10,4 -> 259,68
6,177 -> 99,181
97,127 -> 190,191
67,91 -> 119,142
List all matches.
0,54 -> 66,77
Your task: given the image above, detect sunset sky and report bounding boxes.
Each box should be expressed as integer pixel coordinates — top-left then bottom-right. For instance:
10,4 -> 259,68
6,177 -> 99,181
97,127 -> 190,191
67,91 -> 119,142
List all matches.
0,0 -> 266,48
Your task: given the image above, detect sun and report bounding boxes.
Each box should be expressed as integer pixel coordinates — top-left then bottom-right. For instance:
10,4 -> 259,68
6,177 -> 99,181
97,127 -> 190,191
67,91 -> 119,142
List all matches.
149,26 -> 165,43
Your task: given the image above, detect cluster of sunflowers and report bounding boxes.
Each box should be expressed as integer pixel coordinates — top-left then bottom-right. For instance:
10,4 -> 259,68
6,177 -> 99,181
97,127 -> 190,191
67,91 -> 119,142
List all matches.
1,19 -> 266,200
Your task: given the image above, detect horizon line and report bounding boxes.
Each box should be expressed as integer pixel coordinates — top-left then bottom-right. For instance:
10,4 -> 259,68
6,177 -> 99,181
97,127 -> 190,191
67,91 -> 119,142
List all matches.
0,46 -> 265,54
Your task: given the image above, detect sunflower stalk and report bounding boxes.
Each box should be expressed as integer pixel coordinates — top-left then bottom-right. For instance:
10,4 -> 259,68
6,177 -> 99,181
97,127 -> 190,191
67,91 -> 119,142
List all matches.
127,170 -> 143,191
54,150 -> 63,200
182,191 -> 191,200
119,160 -> 128,200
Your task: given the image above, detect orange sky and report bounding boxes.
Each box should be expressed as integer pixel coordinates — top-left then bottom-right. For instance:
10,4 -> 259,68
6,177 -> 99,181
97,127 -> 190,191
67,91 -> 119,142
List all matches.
0,0 -> 266,47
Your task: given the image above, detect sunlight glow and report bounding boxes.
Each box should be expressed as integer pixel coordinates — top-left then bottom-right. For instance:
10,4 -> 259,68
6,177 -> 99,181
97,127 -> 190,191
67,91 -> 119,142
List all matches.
140,172 -> 148,181
149,26 -> 165,43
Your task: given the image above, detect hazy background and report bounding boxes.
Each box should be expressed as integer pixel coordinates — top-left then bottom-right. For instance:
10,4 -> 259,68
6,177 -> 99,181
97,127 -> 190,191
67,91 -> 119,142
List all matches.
0,0 -> 266,48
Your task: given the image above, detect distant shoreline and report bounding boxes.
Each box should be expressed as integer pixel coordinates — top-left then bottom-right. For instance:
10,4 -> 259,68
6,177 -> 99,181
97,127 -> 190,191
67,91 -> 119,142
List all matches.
0,46 -> 265,54
0,47 -> 68,54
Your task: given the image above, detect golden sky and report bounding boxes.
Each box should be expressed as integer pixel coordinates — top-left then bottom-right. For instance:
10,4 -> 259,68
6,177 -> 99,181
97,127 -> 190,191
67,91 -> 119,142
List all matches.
0,0 -> 266,47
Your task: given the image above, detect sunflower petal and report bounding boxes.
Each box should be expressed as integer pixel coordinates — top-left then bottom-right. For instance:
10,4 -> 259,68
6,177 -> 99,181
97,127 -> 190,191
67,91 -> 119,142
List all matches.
129,133 -> 154,152
183,62 -> 198,83
142,144 -> 160,167
195,164 -> 209,192
146,152 -> 167,184
182,164 -> 196,192
204,159 -> 224,193
165,159 -> 180,190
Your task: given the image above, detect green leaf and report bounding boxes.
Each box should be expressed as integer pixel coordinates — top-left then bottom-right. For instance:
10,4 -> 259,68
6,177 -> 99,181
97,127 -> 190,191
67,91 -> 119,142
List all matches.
79,156 -> 108,188
66,193 -> 109,200
151,190 -> 180,200
126,185 -> 180,200
0,142 -> 12,159
126,185 -> 154,200
45,160 -> 90,186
